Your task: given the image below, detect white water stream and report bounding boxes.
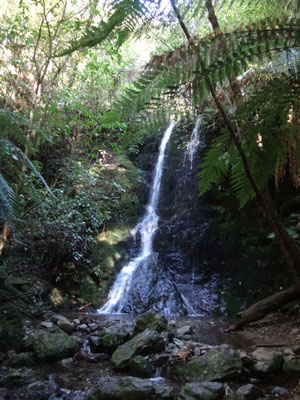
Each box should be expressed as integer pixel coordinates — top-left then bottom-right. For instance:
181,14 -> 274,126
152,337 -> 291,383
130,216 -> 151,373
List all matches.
185,116 -> 203,168
98,122 -> 177,314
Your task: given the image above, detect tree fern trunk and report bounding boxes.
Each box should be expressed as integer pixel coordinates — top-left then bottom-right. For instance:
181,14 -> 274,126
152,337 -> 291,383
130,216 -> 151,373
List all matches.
170,0 -> 300,280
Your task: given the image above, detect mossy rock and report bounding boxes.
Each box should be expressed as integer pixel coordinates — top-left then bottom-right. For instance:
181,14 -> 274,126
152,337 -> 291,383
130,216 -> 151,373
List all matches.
7,352 -> 35,368
89,376 -> 174,400
0,310 -> 24,352
129,355 -> 155,378
169,344 -> 243,383
29,327 -> 78,362
0,368 -> 39,389
111,330 -> 164,370
133,312 -> 168,336
96,329 -> 130,352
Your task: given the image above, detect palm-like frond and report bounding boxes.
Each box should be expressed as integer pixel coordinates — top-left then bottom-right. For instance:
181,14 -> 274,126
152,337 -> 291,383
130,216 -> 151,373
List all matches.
102,19 -> 300,125
0,138 -> 53,196
58,0 -> 162,56
199,56 -> 300,207
0,173 -> 19,229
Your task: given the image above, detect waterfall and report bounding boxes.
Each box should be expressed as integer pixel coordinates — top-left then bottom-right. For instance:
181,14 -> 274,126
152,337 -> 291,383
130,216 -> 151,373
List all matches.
98,122 -> 177,314
185,116 -> 203,168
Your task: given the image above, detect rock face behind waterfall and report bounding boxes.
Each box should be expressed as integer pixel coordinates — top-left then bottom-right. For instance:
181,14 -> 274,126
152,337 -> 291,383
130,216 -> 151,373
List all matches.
123,120 -> 225,316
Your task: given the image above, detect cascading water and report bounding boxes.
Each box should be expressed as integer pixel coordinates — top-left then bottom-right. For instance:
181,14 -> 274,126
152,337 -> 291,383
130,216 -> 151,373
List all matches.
185,116 -> 203,168
98,122 -> 177,314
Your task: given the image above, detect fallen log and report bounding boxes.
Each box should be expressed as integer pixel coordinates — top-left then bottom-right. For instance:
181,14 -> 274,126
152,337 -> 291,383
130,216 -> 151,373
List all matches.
226,284 -> 300,332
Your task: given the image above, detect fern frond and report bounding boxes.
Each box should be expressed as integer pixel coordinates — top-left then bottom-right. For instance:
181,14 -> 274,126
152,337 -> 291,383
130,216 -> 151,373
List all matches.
103,19 -> 300,124
0,138 -> 54,197
198,130 -> 231,194
58,0 -> 162,56
0,173 -> 19,228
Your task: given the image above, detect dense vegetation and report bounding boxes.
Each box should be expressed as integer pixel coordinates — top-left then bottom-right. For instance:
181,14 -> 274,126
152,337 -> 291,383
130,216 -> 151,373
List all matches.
0,0 -> 299,317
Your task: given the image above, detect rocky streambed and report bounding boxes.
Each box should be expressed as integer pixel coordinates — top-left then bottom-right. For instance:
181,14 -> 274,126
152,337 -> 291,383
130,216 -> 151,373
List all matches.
1,311 -> 300,399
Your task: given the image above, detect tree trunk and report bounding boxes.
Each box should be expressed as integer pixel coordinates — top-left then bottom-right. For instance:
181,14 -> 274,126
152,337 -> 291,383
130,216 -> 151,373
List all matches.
227,284 -> 300,331
170,0 -> 300,322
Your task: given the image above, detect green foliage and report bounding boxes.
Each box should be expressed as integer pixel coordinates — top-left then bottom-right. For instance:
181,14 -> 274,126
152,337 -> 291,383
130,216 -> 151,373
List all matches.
58,0 -> 162,56
0,109 -> 53,228
100,19 -> 300,129
18,150 -> 141,299
199,53 -> 300,207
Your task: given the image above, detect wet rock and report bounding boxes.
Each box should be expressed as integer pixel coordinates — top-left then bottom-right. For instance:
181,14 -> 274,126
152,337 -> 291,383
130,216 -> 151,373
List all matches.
23,380 -> 58,399
251,348 -> 283,373
89,376 -> 174,400
91,329 -> 130,353
57,318 -> 74,334
0,388 -> 7,399
72,335 -> 84,346
30,327 -> 79,362
201,382 -> 224,394
129,355 -> 155,378
194,347 -> 203,357
168,344 -> 243,383
88,323 -> 99,332
79,324 -> 88,332
236,384 -> 263,399
176,325 -> 193,338
237,351 -> 253,367
266,386 -> 290,397
88,353 -> 110,363
292,346 -> 300,354
89,336 -> 101,353
161,331 -> 174,343
150,353 -> 170,367
133,312 -> 168,335
173,338 -> 185,348
283,356 -> 300,375
50,314 -> 68,324
73,319 -> 81,325
7,352 -> 35,368
40,321 -> 53,329
0,368 -> 39,388
59,357 -> 74,367
178,381 -> 224,400
111,330 -> 164,370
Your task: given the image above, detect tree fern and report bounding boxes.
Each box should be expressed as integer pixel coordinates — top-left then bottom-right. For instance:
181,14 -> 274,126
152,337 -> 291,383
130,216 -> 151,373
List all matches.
0,110 -> 55,228
58,0 -> 162,56
0,173 -> 19,229
101,19 -> 300,125
199,54 -> 300,206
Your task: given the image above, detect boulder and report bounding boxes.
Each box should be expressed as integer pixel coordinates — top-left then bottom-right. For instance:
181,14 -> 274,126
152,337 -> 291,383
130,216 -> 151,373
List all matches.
111,330 -> 164,370
57,318 -> 74,334
251,348 -> 283,373
40,321 -> 53,329
29,327 -> 78,362
176,325 -> 193,339
178,381 -> 224,400
89,376 -> 174,400
23,380 -> 58,399
133,313 -> 168,335
90,329 -> 130,353
283,356 -> 300,375
129,355 -> 155,378
169,344 -> 243,383
236,384 -> 263,399
7,352 -> 35,368
266,386 -> 290,397
50,314 -> 69,323
0,368 -> 39,389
